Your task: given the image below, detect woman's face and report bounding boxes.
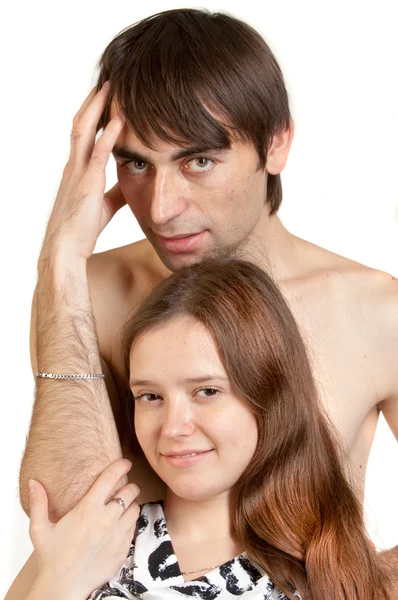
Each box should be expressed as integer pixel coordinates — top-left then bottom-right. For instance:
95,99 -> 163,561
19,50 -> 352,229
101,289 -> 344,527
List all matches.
129,316 -> 258,502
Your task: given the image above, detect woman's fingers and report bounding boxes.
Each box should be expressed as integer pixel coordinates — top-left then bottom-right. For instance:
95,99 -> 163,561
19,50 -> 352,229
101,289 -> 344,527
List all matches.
86,459 -> 132,505
107,482 -> 140,518
120,500 -> 141,533
69,81 -> 111,169
28,480 -> 50,540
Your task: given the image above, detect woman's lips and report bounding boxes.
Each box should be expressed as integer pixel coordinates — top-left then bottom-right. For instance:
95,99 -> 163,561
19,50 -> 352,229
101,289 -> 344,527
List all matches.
162,448 -> 214,467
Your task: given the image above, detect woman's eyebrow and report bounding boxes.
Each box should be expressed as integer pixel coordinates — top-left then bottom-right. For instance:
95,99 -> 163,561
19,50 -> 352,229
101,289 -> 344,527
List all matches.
112,144 -> 228,163
129,375 -> 229,388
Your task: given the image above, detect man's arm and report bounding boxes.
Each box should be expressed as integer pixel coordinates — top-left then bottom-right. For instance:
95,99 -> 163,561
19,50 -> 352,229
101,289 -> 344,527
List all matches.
19,263 -> 125,522
19,83 -> 128,522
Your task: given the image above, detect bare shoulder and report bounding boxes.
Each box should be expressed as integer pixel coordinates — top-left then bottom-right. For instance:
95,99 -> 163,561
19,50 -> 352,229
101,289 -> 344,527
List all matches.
87,238 -> 164,291
318,250 -> 397,326
283,239 -> 398,411
283,239 -> 398,349
289,238 -> 397,312
86,239 -> 169,360
288,239 -> 398,362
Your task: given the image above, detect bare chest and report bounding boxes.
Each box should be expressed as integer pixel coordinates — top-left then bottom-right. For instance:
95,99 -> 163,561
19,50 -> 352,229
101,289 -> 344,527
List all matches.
284,289 -> 383,488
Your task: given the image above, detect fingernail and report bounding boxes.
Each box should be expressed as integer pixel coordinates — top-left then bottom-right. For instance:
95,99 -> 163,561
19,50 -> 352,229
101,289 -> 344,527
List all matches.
124,459 -> 132,467
28,480 -> 36,494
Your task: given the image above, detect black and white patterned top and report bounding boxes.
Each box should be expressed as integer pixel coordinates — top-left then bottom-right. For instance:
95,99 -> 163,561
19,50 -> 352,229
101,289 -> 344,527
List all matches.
89,502 -> 298,599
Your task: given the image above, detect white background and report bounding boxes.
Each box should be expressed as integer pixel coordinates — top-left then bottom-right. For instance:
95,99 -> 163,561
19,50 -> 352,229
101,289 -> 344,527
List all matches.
1,0 -> 397,596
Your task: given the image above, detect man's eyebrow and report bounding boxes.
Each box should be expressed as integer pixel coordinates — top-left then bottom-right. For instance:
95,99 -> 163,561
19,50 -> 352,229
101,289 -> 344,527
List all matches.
112,145 -> 229,163
129,375 -> 229,388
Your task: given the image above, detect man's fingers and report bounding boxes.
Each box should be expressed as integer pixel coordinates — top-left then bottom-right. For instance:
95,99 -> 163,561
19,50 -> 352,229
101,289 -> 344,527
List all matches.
75,114 -> 125,207
69,81 -> 111,168
87,111 -> 125,174
101,183 -> 127,230
73,81 -> 109,126
28,480 -> 50,533
104,183 -> 126,211
73,85 -> 99,122
87,459 -> 132,505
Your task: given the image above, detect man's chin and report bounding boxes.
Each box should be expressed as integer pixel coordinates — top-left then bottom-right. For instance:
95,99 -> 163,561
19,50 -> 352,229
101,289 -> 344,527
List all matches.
146,232 -> 239,272
156,250 -> 208,272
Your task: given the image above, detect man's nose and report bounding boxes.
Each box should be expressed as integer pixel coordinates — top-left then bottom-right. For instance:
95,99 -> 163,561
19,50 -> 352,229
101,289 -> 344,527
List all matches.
150,170 -> 187,226
161,399 -> 195,439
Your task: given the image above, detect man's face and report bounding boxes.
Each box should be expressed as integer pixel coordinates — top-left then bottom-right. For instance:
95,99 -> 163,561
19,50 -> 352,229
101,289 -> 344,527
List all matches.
112,122 -> 269,271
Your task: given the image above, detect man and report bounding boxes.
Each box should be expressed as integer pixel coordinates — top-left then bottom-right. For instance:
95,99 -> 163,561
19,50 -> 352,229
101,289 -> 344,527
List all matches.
13,7 -> 398,590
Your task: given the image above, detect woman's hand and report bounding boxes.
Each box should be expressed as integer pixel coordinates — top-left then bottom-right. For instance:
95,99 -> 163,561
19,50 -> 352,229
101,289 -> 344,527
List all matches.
28,459 -> 140,600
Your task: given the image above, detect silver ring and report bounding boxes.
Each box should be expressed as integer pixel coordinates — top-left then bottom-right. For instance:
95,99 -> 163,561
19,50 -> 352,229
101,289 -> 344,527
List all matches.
110,497 -> 126,512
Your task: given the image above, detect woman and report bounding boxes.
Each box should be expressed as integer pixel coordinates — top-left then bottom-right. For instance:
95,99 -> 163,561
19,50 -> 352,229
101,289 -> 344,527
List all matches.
8,259 -> 392,600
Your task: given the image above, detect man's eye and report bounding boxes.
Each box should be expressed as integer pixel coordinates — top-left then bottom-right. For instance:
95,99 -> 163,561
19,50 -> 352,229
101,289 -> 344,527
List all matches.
197,387 -> 219,398
134,392 -> 160,403
125,160 -> 149,173
185,157 -> 214,172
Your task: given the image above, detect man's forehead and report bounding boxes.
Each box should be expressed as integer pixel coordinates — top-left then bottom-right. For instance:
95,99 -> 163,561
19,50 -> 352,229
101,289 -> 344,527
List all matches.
110,102 -> 204,154
112,121 -> 237,164
108,98 -> 243,158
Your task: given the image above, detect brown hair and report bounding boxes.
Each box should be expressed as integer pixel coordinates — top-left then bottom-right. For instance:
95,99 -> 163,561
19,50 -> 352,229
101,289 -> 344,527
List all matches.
121,259 -> 392,600
96,8 -> 291,214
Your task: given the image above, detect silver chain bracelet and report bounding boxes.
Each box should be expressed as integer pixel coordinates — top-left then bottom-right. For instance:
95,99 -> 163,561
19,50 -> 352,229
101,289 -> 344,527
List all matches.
36,372 -> 105,380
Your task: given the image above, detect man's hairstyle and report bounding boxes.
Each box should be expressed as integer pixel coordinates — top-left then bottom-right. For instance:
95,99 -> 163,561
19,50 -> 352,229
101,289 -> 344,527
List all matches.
97,9 -> 291,214
121,259 -> 392,600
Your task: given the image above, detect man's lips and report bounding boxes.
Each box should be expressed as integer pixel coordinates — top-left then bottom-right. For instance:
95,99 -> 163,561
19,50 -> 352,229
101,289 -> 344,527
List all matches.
155,233 -> 200,240
153,231 -> 206,253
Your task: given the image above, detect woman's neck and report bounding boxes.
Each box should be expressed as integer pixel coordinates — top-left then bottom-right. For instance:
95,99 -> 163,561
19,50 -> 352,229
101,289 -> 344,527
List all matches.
163,490 -> 238,544
163,491 -> 244,578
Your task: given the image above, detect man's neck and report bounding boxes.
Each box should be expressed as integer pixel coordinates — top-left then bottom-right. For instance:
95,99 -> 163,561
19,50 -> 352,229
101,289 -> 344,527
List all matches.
236,211 -> 300,283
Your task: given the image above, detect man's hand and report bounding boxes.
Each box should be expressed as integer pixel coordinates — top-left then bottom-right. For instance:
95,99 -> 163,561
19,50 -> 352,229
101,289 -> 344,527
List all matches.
19,83 -> 128,521
40,81 -> 126,265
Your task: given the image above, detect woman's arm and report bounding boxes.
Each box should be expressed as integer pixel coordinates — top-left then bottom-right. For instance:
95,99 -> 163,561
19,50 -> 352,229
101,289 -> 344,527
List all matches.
5,460 -> 139,600
4,552 -> 37,600
5,554 -> 79,600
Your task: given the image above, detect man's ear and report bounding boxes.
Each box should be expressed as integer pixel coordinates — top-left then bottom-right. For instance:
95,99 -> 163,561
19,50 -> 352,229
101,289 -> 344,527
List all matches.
265,120 -> 294,175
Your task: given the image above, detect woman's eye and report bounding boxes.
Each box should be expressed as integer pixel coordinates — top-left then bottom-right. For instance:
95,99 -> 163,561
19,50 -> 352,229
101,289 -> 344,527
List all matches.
185,157 -> 214,172
134,392 -> 160,403
197,387 -> 219,398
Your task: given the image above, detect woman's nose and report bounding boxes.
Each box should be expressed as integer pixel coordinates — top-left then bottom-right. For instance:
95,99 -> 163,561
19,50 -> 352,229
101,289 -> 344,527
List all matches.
160,399 -> 195,439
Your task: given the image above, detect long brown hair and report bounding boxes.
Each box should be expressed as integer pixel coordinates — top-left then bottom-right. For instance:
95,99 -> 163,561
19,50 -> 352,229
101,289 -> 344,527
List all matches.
96,8 -> 290,214
121,259 -> 392,600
